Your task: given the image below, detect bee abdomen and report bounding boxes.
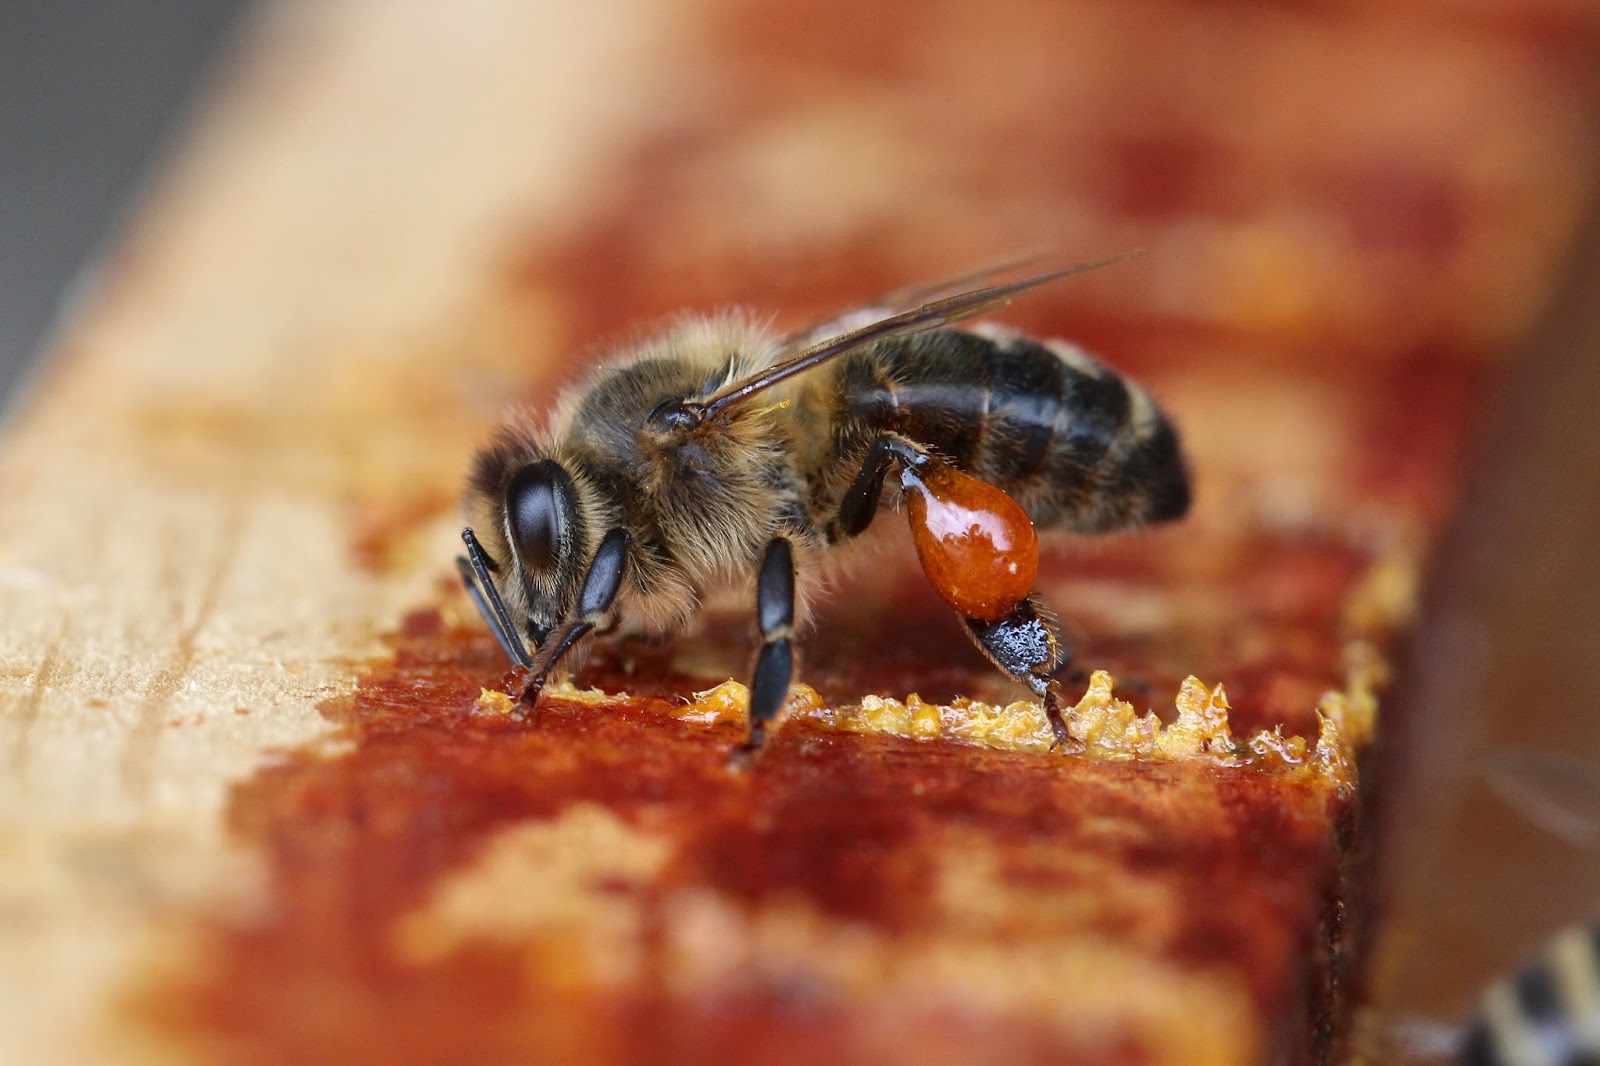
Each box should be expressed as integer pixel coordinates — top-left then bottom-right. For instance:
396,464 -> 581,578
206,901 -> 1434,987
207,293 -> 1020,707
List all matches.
841,329 -> 1189,534
1461,924 -> 1600,1066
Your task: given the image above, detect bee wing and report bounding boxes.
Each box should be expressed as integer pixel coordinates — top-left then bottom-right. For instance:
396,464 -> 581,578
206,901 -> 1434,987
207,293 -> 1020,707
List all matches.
702,250 -> 1140,417
780,249 -> 1058,350
1479,747 -> 1600,850
1383,1015 -> 1462,1060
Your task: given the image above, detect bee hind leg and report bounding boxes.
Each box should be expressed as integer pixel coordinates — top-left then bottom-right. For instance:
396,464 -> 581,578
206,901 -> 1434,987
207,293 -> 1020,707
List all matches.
826,435 -> 1077,751
963,596 -> 1076,751
731,537 -> 796,767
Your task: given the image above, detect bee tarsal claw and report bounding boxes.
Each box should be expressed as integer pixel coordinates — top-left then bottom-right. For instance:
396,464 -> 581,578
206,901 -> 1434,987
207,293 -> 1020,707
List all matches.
726,722 -> 768,771
1042,685 -> 1075,753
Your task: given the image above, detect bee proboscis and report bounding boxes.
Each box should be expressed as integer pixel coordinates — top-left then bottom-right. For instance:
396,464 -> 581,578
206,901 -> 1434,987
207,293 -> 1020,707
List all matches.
458,254 -> 1191,759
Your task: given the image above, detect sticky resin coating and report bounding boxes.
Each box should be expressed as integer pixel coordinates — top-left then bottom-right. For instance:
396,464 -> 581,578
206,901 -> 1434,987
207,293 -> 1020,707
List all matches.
900,458 -> 1039,622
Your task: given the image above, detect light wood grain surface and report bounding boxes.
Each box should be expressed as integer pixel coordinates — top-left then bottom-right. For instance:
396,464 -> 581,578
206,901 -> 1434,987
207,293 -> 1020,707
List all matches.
0,4 -> 697,1060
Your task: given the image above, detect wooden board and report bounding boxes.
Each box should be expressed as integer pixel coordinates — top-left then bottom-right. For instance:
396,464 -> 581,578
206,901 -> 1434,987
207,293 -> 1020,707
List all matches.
1,1 -> 1596,1063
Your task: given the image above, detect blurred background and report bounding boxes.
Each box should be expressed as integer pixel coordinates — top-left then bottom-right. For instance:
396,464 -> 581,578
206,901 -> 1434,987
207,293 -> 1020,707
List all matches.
3,2 -> 1599,1062
0,1 -> 249,403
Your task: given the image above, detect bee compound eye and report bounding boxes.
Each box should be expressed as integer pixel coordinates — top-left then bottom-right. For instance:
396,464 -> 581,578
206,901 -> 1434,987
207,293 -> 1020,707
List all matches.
505,460 -> 574,573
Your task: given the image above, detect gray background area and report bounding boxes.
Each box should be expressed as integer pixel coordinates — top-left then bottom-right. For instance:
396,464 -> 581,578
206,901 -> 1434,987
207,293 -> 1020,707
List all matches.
0,2 -> 251,405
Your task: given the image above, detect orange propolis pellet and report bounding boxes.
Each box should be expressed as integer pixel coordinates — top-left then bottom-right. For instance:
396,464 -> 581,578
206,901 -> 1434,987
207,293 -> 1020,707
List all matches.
901,459 -> 1039,622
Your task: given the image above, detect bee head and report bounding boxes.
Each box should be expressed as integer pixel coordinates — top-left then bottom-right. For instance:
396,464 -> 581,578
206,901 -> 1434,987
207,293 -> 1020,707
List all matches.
501,458 -> 583,647
463,429 -> 596,661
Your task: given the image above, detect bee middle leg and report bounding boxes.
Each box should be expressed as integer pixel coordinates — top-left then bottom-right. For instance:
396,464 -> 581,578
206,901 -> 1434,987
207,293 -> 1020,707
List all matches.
733,536 -> 795,763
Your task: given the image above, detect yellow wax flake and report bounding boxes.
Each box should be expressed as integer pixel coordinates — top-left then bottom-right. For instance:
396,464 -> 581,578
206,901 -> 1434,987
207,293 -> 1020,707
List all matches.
475,680 -> 611,716
826,692 -> 1051,751
1342,549 -> 1419,638
785,684 -> 825,720
677,680 -> 748,724
1324,640 -> 1385,746
940,698 -> 1054,751
1312,707 -> 1355,789
474,688 -> 516,715
562,667 -> 1356,776
776,669 -> 1280,765
675,681 -> 824,726
848,694 -> 918,735
907,693 -> 943,739
1068,670 -> 1161,758
1289,640 -> 1384,791
1153,676 -> 1235,758
1245,727 -> 1308,769
542,680 -> 610,705
819,688 -> 1030,745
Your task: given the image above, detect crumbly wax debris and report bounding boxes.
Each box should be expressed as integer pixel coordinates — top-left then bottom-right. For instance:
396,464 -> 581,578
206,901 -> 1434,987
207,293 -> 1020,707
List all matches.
474,680 -> 610,716
640,670 -> 1357,783
474,687 -> 517,715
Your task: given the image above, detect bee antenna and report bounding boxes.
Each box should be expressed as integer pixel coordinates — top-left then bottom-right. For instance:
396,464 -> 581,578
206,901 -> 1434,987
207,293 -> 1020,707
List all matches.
700,250 -> 1142,418
458,528 -> 534,668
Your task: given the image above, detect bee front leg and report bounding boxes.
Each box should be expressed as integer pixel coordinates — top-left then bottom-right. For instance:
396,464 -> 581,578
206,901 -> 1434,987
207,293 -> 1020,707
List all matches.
518,528 -> 630,713
458,528 -> 534,668
964,596 -> 1076,750
732,536 -> 795,765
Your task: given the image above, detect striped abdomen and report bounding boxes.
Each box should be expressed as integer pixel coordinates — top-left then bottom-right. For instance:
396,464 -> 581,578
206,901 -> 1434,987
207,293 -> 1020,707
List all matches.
1459,923 -> 1600,1065
826,327 -> 1190,534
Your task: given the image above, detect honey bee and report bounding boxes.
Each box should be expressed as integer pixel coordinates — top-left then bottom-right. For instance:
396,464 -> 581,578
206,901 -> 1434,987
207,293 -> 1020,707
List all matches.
1457,922 -> 1600,1065
458,254 -> 1190,758
1385,749 -> 1600,1065
1456,750 -> 1600,1065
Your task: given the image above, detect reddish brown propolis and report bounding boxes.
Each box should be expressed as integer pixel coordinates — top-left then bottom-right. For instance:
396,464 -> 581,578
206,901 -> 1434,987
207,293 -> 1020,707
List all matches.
149,615 -> 1353,1066
902,458 -> 1039,622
